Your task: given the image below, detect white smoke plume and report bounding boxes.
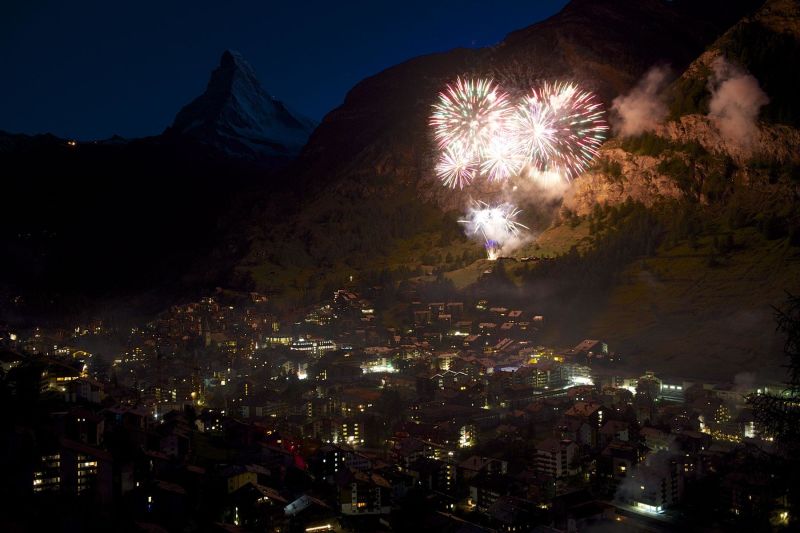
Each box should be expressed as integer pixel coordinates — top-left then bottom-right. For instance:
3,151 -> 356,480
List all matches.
732,371 -> 758,400
520,169 -> 571,202
615,449 -> 681,508
611,66 -> 671,137
707,57 -> 769,151
495,171 -> 566,255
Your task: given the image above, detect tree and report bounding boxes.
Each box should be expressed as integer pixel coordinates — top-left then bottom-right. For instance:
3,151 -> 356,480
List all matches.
750,293 -> 800,447
748,293 -> 800,522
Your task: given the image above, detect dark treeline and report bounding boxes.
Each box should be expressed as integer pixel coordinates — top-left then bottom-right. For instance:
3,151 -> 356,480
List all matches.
522,199 -> 661,292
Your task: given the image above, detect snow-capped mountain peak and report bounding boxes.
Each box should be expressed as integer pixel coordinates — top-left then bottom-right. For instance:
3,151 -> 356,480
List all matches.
168,50 -> 315,160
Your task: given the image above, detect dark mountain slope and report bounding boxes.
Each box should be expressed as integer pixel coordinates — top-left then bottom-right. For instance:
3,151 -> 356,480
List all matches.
237,0 -> 764,296
0,132 -> 269,320
294,0 -> 761,189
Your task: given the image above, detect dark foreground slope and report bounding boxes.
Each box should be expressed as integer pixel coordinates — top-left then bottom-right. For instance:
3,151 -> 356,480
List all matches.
0,132 -> 267,322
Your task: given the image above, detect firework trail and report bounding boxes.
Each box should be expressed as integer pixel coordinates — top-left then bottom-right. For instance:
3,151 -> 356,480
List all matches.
459,201 -> 528,260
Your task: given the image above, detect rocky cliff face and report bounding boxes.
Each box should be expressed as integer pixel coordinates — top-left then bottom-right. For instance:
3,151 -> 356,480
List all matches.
736,0 -> 799,38
656,115 -> 800,162
564,115 -> 800,215
564,147 -> 684,214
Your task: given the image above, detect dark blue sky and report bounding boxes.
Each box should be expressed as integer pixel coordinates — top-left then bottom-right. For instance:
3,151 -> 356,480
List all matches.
0,1 -> 568,140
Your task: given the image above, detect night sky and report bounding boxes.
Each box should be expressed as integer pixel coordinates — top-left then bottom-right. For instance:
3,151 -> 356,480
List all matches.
1,0 -> 568,140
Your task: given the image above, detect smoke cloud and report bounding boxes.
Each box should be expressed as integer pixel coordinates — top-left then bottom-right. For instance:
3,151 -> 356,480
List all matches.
611,66 -> 671,137
707,57 -> 769,151
732,371 -> 758,400
615,448 -> 680,506
519,169 -> 571,202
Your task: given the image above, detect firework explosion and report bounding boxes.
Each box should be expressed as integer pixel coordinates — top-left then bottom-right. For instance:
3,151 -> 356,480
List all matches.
431,77 -> 607,188
430,77 -> 512,188
430,77 -> 511,155
432,77 -> 607,259
510,91 -> 558,170
434,142 -> 478,189
459,201 -> 528,260
480,134 -> 525,182
526,81 -> 608,179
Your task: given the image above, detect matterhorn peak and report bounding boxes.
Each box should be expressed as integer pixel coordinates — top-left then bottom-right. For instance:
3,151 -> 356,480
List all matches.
168,50 -> 315,161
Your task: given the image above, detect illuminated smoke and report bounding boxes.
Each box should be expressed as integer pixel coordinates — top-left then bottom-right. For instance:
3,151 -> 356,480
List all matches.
611,65 -> 671,137
707,57 -> 768,151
